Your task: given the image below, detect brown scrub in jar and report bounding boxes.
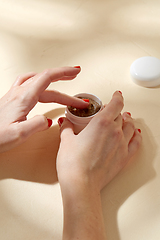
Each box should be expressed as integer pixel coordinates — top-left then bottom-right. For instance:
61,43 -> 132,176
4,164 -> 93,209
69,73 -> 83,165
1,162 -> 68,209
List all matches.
68,97 -> 101,117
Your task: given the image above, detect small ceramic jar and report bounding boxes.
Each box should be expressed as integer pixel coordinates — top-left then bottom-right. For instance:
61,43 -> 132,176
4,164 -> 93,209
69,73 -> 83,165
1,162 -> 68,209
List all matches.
65,93 -> 103,134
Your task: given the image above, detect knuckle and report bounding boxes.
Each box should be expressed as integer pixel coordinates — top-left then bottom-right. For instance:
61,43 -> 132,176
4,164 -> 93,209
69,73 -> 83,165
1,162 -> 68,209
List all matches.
97,116 -> 111,128
43,68 -> 52,77
127,120 -> 135,131
37,115 -> 48,127
116,98 -> 124,109
12,124 -> 26,143
16,88 -> 38,107
16,74 -> 22,80
42,68 -> 53,83
43,68 -> 51,73
134,137 -> 142,149
113,127 -> 123,141
18,94 -> 36,110
37,114 -> 46,122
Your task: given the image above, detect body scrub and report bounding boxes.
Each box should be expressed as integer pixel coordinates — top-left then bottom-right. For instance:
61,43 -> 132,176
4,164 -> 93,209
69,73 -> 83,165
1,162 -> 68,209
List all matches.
68,97 -> 101,117
65,93 -> 103,134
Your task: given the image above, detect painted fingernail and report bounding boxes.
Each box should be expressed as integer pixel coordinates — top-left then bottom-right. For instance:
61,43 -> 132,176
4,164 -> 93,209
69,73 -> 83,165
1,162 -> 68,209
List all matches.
58,117 -> 64,127
47,118 -> 52,128
127,112 -> 131,116
118,91 -> 122,94
83,99 -> 89,103
138,129 -> 141,133
74,66 -> 81,69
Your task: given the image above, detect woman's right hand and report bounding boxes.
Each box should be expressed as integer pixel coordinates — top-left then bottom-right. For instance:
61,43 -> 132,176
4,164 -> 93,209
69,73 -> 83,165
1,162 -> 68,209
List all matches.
0,66 -> 88,153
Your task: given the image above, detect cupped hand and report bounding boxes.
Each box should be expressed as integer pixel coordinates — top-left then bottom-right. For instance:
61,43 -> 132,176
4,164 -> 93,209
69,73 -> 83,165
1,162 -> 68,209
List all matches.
0,66 -> 88,153
57,91 -> 142,192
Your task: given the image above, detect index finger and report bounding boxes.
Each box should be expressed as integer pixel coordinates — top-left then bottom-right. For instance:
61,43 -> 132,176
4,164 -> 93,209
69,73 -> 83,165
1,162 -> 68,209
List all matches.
100,91 -> 124,120
29,67 -> 81,96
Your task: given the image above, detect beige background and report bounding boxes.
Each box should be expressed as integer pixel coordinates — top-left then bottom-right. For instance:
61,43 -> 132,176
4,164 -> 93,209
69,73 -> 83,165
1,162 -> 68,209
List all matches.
0,0 -> 160,239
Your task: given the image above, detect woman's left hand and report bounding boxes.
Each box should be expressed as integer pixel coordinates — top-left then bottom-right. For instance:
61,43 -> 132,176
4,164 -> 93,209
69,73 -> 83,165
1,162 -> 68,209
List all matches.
0,66 -> 88,153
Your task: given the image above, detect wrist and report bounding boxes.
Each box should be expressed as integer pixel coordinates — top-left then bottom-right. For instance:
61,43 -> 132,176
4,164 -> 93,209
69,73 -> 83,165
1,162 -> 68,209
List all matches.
59,171 -> 100,197
60,175 -> 106,240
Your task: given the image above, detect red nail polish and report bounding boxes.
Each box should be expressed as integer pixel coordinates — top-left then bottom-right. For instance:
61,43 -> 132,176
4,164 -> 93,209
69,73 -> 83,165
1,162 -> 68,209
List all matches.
83,99 -> 89,103
127,112 -> 131,116
47,118 -> 52,127
118,91 -> 122,94
58,117 -> 64,127
74,66 -> 81,69
138,129 -> 141,133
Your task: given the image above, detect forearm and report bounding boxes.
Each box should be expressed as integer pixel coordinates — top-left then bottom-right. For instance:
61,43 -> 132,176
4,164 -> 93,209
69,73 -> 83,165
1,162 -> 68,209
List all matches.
60,179 -> 107,240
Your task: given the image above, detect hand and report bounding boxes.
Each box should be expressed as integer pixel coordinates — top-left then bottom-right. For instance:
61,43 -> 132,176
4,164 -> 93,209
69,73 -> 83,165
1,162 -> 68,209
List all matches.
57,91 -> 142,191
0,66 -> 88,153
57,91 -> 142,240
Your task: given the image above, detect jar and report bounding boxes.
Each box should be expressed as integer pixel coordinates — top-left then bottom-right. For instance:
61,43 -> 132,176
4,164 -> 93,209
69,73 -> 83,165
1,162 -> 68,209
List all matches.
65,93 -> 103,134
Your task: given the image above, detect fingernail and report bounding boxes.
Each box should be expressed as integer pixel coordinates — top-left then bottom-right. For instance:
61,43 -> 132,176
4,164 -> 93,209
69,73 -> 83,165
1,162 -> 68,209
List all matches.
74,66 -> 81,69
138,129 -> 141,133
58,117 -> 64,127
47,118 -> 52,127
127,112 -> 131,116
118,91 -> 122,94
83,99 -> 89,103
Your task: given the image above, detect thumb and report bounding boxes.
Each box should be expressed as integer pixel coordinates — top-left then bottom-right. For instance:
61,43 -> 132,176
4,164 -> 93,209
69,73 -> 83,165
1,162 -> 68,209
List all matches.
58,117 -> 74,139
18,115 -> 52,141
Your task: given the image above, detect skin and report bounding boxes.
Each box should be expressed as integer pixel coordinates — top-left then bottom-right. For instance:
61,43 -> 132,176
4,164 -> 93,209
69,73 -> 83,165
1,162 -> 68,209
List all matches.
57,91 -> 142,240
0,66 -> 88,153
0,67 -> 142,239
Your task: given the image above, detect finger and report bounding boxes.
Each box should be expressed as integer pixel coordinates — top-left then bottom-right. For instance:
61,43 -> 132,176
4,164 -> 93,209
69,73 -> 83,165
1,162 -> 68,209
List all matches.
114,113 -> 123,126
128,129 -> 142,158
12,72 -> 37,87
30,67 -> 81,96
100,91 -> 124,121
39,90 -> 89,108
122,112 -> 135,144
58,117 -> 74,140
55,75 -> 79,80
15,115 -> 51,142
